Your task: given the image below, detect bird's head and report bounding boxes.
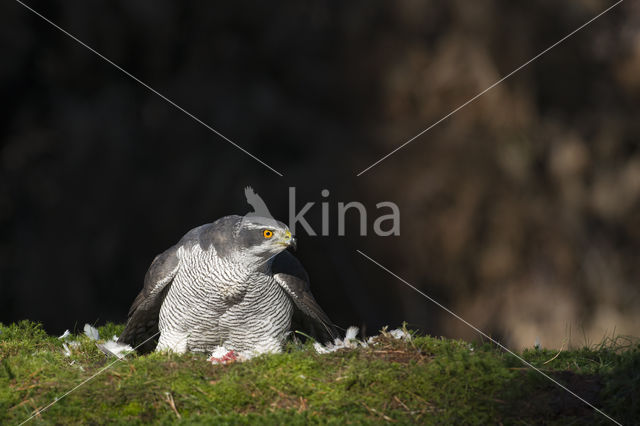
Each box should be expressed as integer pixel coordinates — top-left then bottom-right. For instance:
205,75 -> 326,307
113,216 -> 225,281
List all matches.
233,215 -> 296,263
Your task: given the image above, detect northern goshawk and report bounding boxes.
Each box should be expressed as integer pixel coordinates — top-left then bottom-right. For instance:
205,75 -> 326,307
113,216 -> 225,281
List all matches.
118,215 -> 336,358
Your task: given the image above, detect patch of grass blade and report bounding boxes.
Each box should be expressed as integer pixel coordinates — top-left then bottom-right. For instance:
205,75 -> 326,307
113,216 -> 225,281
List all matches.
0,321 -> 637,424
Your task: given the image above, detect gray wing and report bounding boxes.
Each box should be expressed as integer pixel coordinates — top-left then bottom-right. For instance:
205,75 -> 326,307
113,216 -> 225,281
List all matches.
272,251 -> 337,344
118,218 -> 240,353
118,245 -> 180,353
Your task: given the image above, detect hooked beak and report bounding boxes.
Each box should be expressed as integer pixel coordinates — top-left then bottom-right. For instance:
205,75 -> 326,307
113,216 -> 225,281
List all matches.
283,230 -> 297,251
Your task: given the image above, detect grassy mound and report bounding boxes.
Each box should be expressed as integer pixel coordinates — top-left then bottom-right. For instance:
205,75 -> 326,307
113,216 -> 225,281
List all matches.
1,321 -> 638,424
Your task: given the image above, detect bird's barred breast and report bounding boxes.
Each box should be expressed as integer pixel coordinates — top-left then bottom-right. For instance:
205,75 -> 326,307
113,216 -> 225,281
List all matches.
159,243 -> 294,353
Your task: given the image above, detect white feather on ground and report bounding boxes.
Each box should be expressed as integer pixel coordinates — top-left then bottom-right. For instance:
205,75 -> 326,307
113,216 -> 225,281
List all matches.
209,346 -> 231,359
61,341 -> 80,357
388,328 -> 411,340
59,326 -> 132,359
62,343 -> 72,357
83,324 -> 100,341
71,325 -> 412,361
96,340 -> 134,359
345,326 -> 359,341
207,346 -> 235,364
314,326 -> 365,354
315,327 -> 412,354
205,326 -> 412,359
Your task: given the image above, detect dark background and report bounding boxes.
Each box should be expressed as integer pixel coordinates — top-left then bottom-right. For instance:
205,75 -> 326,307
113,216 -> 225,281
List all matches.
1,0 -> 638,349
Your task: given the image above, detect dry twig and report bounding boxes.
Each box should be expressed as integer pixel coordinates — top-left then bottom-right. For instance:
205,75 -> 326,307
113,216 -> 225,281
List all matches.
164,392 -> 181,419
543,341 -> 566,365
362,402 -> 396,423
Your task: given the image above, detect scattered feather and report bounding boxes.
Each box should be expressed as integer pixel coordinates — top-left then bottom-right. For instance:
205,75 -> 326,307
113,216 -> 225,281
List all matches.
313,342 -> 332,354
208,346 -> 242,364
389,328 -> 411,340
61,339 -> 80,357
97,341 -> 133,359
62,343 -> 72,357
58,330 -> 71,339
345,326 -> 359,341
83,324 -> 100,341
202,325 -> 415,360
209,346 -> 231,359
314,326 -> 414,355
314,326 -> 365,353
69,360 -> 84,371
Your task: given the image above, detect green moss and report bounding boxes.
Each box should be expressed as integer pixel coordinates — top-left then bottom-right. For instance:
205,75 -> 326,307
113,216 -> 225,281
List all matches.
1,321 -> 637,424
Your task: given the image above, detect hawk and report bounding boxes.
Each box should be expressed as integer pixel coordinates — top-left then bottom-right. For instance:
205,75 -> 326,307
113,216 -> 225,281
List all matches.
118,215 -> 337,357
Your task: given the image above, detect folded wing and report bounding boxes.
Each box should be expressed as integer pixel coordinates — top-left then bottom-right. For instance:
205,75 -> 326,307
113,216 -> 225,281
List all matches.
118,245 -> 180,353
272,251 -> 337,344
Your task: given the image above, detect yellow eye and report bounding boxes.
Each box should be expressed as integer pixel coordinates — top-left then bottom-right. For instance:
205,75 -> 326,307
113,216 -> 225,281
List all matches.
263,229 -> 273,239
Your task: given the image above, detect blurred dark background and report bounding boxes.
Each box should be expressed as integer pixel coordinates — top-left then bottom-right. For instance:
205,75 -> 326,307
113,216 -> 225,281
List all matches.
1,0 -> 638,349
